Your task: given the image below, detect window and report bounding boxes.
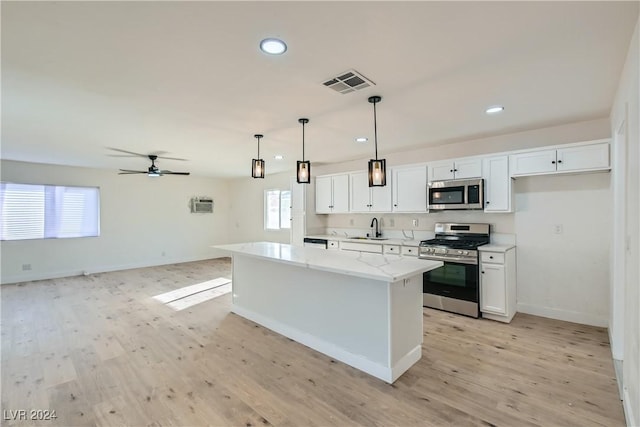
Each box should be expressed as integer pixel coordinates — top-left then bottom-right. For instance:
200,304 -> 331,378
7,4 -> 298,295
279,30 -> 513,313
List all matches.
0,183 -> 100,241
264,189 -> 291,230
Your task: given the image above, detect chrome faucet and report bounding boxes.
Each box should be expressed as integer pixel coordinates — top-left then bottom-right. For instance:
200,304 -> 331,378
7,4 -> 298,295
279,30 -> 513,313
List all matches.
370,217 -> 382,238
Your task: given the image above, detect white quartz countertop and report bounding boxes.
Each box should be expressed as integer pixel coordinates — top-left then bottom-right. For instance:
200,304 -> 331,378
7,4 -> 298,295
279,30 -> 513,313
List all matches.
478,244 -> 516,252
305,234 -> 423,247
214,242 -> 442,282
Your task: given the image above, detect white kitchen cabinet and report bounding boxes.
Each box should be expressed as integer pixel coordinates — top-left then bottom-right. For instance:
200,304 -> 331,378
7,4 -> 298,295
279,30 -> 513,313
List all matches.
482,155 -> 512,212
509,141 -> 610,177
392,165 -> 428,212
383,244 -> 401,255
400,245 -> 419,257
315,174 -> 349,213
349,171 -> 392,212
429,157 -> 482,181
480,247 -> 516,323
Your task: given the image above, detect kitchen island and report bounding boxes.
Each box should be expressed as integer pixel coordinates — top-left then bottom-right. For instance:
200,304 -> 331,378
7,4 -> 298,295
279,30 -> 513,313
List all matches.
213,242 -> 442,383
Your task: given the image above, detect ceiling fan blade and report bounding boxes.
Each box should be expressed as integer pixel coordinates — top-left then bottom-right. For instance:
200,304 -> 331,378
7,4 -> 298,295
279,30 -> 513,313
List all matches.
108,147 -> 188,161
160,170 -> 190,175
108,147 -> 149,157
155,155 -> 188,161
118,169 -> 147,174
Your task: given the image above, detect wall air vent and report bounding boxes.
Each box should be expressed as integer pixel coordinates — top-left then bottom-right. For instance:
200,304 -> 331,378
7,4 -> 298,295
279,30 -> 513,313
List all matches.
322,70 -> 375,94
190,197 -> 214,213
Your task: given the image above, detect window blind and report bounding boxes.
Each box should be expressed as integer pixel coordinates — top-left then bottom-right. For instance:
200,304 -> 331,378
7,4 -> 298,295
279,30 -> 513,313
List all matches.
0,183 -> 100,241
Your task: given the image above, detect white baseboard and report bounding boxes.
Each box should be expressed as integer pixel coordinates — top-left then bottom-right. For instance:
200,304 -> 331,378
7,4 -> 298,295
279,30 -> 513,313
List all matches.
516,303 -> 608,327
232,304 -> 416,384
0,255 -> 229,285
623,388 -> 636,427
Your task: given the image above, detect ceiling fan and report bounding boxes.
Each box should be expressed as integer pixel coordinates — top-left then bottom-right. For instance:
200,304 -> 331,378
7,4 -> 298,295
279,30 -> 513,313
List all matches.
110,148 -> 190,177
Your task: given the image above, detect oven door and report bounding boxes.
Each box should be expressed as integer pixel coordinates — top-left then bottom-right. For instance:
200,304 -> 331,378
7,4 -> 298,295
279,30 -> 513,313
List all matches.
423,260 -> 479,303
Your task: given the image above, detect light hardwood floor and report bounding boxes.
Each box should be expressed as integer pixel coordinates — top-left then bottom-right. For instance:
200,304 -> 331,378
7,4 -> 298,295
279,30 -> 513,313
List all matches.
1,259 -> 625,426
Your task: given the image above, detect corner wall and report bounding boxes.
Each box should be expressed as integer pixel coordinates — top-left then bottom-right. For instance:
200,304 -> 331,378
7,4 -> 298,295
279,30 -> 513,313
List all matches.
0,160 -> 231,284
610,14 -> 640,427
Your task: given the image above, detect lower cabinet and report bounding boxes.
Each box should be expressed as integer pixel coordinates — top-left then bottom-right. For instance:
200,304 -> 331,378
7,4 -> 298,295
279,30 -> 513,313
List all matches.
480,247 -> 517,323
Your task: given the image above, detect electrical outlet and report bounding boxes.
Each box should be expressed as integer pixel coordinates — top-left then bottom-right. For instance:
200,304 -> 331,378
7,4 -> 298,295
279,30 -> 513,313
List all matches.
412,219 -> 419,227
349,218 -> 354,226
389,218 -> 395,227
22,263 -> 31,271
554,224 -> 563,234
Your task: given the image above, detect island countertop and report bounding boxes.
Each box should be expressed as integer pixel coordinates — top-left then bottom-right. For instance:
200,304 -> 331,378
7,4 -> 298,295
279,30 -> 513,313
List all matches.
213,241 -> 443,282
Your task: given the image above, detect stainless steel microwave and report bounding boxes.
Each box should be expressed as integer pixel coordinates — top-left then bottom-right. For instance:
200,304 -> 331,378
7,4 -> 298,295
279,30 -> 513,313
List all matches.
428,178 -> 484,210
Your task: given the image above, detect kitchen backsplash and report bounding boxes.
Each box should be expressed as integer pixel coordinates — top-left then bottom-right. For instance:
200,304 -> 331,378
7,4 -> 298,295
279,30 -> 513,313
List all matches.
324,210 -> 515,234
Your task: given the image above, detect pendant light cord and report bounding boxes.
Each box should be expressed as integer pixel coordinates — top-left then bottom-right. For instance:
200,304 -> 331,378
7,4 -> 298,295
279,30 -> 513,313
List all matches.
373,100 -> 378,160
302,121 -> 305,161
257,136 -> 261,158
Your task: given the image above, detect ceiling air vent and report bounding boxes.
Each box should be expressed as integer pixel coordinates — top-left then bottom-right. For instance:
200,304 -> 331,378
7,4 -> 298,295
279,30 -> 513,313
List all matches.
322,70 -> 375,94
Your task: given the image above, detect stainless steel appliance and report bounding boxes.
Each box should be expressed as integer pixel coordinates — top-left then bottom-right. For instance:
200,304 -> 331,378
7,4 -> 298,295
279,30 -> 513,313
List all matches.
419,223 -> 490,318
428,178 -> 484,210
303,237 -> 328,249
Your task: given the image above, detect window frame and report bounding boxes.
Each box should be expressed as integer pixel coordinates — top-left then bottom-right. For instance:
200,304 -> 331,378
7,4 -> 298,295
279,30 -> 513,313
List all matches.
264,189 -> 291,231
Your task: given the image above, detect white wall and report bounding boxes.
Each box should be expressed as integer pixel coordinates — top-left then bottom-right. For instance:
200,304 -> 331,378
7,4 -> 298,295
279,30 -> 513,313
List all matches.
610,14 -> 640,427
226,172 -> 293,245
1,160 -> 230,284
513,173 -> 611,327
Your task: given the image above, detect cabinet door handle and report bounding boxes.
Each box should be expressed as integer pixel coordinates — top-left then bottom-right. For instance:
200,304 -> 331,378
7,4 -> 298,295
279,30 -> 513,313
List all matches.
450,169 -> 454,173
489,256 -> 494,259
481,271 -> 485,274
454,169 -> 458,172
558,160 -> 563,164
552,160 -> 556,164
394,204 -> 398,207
486,201 -> 490,205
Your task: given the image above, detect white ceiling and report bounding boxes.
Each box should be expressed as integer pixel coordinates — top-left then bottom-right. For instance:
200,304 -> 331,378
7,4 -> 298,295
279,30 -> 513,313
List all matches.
2,1 -> 638,178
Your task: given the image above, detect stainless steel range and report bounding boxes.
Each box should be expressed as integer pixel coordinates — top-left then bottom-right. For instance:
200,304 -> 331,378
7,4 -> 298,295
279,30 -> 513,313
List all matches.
419,223 -> 490,318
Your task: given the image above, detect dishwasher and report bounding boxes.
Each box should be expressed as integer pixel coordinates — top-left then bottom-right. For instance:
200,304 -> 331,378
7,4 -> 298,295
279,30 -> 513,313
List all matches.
303,237 -> 328,249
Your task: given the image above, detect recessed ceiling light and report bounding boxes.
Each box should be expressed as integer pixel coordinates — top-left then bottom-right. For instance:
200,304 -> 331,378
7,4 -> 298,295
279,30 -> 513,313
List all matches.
274,155 -> 284,160
260,38 -> 287,55
486,105 -> 505,114
355,137 -> 368,143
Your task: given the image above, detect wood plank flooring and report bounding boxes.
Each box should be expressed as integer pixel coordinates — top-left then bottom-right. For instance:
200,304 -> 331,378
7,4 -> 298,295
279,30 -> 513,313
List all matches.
1,258 -> 625,426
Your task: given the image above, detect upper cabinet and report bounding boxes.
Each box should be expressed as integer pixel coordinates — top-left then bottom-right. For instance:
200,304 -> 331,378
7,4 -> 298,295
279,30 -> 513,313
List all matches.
316,174 -> 349,214
315,139 -> 610,215
510,140 -> 610,177
429,157 -> 482,181
482,155 -> 512,213
349,171 -> 392,213
392,164 -> 428,212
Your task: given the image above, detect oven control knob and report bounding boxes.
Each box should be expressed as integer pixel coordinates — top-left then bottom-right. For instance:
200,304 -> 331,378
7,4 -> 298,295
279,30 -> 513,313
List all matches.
457,250 -> 463,254
463,251 -> 469,255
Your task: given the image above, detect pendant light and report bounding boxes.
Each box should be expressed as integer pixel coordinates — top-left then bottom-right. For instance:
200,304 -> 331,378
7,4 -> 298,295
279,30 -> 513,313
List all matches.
296,118 -> 311,184
252,134 -> 265,178
367,95 -> 386,187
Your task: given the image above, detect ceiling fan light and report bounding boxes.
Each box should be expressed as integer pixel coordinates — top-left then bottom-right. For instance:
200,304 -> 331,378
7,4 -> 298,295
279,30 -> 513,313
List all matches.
368,159 -> 386,187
